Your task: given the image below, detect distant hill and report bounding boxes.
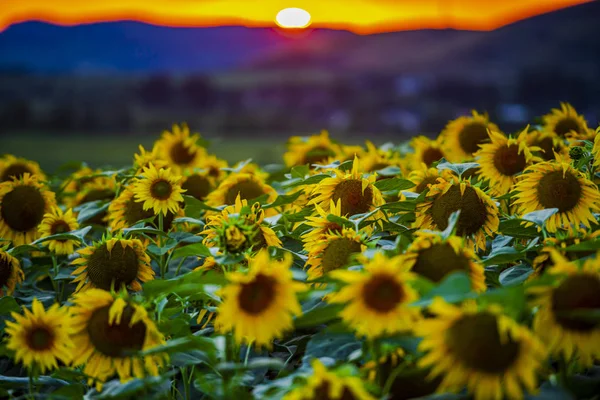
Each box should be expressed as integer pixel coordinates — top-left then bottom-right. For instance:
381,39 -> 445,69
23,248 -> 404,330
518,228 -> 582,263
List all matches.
0,1 -> 598,76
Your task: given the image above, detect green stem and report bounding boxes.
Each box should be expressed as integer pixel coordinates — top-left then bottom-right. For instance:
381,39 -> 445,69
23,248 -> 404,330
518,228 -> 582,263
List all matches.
557,355 -> 570,392
51,255 -> 62,303
181,367 -> 190,400
243,341 -> 253,366
175,257 -> 186,276
158,213 -> 166,279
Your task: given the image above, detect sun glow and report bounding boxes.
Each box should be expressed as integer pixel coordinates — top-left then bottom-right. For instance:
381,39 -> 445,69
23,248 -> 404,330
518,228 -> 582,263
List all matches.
275,8 -> 312,29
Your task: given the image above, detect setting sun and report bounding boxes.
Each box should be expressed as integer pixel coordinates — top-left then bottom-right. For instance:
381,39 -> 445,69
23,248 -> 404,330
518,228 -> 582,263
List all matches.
275,8 -> 312,29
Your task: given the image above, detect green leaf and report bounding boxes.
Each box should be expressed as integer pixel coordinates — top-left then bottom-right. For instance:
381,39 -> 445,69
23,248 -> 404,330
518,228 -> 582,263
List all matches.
7,244 -> 40,256
440,210 -> 461,238
294,303 -> 344,328
498,219 -> 540,239
498,264 -> 533,286
217,358 -> 285,373
184,195 -> 221,218
563,240 -> 600,252
31,226 -> 92,245
374,178 -> 415,192
326,214 -> 354,229
412,272 -> 472,306
263,191 -> 304,209
146,238 -> 178,256
75,200 -> 109,224
142,270 -> 226,298
522,208 -> 559,227
140,335 -> 217,359
0,297 -> 21,315
379,201 -> 416,212
373,166 -> 401,176
302,331 -> 361,365
482,247 -> 523,266
436,161 -> 480,177
171,243 -> 212,260
50,384 -> 85,399
121,226 -> 169,238
290,165 -> 310,179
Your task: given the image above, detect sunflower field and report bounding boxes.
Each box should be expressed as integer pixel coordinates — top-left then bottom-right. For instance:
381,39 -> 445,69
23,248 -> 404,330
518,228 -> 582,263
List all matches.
1,102 -> 600,400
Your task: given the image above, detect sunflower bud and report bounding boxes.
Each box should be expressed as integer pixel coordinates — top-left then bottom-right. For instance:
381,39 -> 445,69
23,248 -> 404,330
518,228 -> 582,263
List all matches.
569,146 -> 585,161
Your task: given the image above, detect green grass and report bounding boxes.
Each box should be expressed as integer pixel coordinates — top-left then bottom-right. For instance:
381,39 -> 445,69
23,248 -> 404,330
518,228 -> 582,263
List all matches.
1,134 -> 289,173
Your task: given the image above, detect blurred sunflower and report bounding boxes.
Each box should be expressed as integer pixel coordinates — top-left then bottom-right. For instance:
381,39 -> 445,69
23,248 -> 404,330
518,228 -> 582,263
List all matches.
108,185 -> 178,231
593,127 -> 600,168
336,144 -> 367,163
415,298 -> 546,400
305,228 -> 368,282
215,250 -> 305,347
71,234 -> 154,292
0,155 -> 46,182
531,228 -> 600,279
133,163 -> 185,216
206,172 -> 277,208
0,173 -> 57,246
61,166 -> 95,200
402,231 -> 486,291
202,194 -> 281,254
310,156 -> 384,217
284,130 -> 341,167
194,256 -> 224,328
542,103 -> 591,139
0,248 -> 24,296
405,164 -> 445,194
415,177 -> 499,251
70,174 -> 117,225
410,136 -> 446,168
5,298 -> 74,373
70,289 -> 167,391
180,169 -> 216,202
361,141 -> 402,174
328,252 -> 420,338
132,145 -> 168,173
526,130 -> 567,161
530,252 -> 600,366
439,111 -> 500,162
38,207 -> 80,255
153,123 -> 207,172
302,199 -> 345,253
513,160 -> 600,233
475,128 -> 540,195
284,359 -> 375,400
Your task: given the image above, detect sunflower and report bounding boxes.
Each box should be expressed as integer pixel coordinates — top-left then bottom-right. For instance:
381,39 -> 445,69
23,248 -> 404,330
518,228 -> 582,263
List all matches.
215,250 -> 306,347
529,252 -> 600,366
132,163 -> 185,216
71,234 -> 154,292
328,252 -> 420,338
194,256 -> 224,328
410,136 -> 446,168
153,123 -> 207,172
405,164 -> 445,194
5,298 -> 74,373
284,359 -> 375,400
414,177 -> 499,251
38,207 -> 80,255
0,173 -> 57,246
205,172 -> 277,208
310,156 -> 384,218
361,141 -> 402,174
61,166 -> 95,200
180,169 -> 216,202
0,248 -> 24,296
108,185 -> 179,231
0,154 -> 46,182
132,145 -> 169,173
513,160 -> 600,233
70,289 -> 167,390
542,103 -> 591,139
439,111 -> 500,162
201,194 -> 281,254
402,231 -> 486,291
70,174 -> 117,225
415,298 -> 547,400
526,130 -> 567,162
593,127 -> 600,168
302,199 -> 346,253
305,227 -> 368,282
531,229 -> 600,279
284,130 -> 341,167
475,128 -> 540,195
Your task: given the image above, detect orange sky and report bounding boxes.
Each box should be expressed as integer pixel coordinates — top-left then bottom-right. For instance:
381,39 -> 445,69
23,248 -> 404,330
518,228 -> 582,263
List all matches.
0,0 -> 591,34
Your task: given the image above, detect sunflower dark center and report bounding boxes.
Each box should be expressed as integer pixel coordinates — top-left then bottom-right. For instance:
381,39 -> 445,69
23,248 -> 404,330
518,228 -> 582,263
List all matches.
492,144 -> 527,176
124,198 -> 175,230
1,163 -> 34,182
0,256 -> 13,288
238,273 -> 276,315
414,176 -> 439,194
551,274 -> 600,332
458,122 -> 490,155
554,117 -> 582,137
321,238 -> 362,273
224,180 -> 266,204
313,382 -> 358,400
422,147 -> 444,167
461,167 -> 479,180
430,185 -> 488,237
26,326 -> 55,351
388,368 -> 441,400
412,243 -> 472,283
0,186 -> 46,232
536,171 -> 582,213
87,305 -> 147,358
169,141 -> 196,165
332,179 -> 374,216
536,137 -> 559,161
82,189 -> 114,203
182,174 -> 212,201
324,223 -> 343,235
150,180 -> 173,200
370,162 -> 391,172
51,221 -> 71,235
304,146 -> 335,165
446,312 -> 521,373
85,242 -> 140,291
362,274 -> 404,312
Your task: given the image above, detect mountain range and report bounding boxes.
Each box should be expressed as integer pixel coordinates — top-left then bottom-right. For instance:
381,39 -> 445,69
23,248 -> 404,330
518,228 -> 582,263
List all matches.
0,1 -> 598,75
